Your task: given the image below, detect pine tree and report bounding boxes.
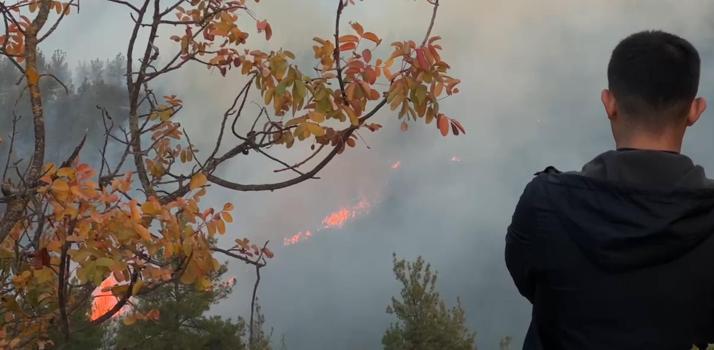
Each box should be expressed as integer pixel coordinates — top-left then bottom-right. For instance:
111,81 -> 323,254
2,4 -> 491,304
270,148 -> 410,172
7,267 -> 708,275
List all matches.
110,266 -> 272,350
383,254 -> 476,350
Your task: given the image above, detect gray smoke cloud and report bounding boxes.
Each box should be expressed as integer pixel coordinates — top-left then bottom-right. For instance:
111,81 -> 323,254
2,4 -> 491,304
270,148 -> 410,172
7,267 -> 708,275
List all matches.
38,0 -> 714,348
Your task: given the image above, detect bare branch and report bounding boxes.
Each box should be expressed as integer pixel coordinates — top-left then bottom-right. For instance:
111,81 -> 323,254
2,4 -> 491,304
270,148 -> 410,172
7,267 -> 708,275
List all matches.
107,0 -> 140,13
421,0 -> 439,47
249,241 -> 269,349
207,98 -> 387,192
333,0 -> 348,105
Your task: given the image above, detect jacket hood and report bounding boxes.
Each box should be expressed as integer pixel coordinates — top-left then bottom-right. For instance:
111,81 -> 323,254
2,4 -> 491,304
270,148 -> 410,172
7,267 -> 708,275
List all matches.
541,150 -> 714,272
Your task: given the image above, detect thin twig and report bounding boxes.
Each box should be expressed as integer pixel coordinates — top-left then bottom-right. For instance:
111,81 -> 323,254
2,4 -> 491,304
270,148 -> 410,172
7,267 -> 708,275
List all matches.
249,241 -> 269,349
333,0 -> 348,105
421,0 -> 439,47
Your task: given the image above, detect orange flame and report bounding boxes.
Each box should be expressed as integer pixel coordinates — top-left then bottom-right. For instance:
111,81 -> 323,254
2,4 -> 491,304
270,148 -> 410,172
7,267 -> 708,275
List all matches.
283,230 -> 313,246
283,197 -> 372,246
90,274 -> 130,321
322,198 -> 371,229
391,161 -> 401,169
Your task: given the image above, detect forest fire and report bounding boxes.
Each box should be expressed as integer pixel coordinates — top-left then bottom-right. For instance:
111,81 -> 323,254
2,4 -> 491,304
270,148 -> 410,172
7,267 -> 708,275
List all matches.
322,198 -> 371,229
90,274 -> 129,321
283,230 -> 313,246
283,197 -> 373,246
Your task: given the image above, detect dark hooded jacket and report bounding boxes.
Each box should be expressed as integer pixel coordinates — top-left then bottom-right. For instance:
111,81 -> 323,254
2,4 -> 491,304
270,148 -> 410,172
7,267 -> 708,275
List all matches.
506,149 -> 714,350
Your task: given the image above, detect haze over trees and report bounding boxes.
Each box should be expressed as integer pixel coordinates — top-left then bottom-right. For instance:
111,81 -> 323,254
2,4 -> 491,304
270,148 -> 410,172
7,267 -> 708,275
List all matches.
0,0 -> 463,348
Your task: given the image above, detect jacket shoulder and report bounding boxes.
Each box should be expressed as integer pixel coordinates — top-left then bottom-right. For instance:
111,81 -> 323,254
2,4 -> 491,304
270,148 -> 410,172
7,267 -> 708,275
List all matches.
533,165 -> 562,176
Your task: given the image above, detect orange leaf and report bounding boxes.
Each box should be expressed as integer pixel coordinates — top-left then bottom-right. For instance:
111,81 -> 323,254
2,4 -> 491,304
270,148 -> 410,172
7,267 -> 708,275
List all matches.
221,212 -> 233,223
437,115 -> 450,137
415,48 -> 429,70
133,222 -> 151,241
362,49 -> 372,63
339,34 -> 360,43
362,32 -> 381,45
51,179 -> 69,194
130,200 -> 142,221
351,22 -> 364,36
339,42 -> 357,52
256,20 -> 272,41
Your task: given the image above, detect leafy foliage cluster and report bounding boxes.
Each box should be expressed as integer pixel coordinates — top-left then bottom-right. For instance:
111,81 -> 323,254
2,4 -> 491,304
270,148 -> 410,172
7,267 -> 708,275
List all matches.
0,0 -> 461,348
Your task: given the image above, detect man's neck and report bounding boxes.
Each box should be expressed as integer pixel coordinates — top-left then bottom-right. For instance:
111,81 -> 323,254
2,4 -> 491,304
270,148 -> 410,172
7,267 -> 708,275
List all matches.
615,135 -> 683,154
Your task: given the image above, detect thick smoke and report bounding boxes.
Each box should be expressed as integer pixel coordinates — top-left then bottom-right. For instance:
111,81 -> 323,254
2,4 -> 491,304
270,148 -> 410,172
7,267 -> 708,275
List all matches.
28,0 -> 714,348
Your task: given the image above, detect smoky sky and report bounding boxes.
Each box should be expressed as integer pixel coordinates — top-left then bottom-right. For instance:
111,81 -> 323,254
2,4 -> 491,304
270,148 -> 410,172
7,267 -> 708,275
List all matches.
31,0 -> 714,349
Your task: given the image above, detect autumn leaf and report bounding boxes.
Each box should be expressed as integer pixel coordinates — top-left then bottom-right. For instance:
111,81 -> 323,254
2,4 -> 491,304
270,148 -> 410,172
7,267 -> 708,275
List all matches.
362,32 -> 382,45
133,222 -> 151,241
51,179 -> 70,195
351,22 -> 364,36
190,173 -> 207,190
437,114 -> 450,137
362,49 -> 373,64
257,20 -> 272,41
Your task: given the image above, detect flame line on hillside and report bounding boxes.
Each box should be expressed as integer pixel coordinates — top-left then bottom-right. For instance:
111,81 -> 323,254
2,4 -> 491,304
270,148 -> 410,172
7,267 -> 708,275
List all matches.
283,197 -> 373,246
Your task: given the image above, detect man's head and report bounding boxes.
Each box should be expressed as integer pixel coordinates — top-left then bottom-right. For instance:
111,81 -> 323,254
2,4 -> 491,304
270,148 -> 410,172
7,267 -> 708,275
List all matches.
601,30 -> 706,152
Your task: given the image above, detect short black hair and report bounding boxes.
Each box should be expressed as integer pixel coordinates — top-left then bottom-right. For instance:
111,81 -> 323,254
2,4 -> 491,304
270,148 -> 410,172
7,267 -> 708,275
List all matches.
607,30 -> 700,126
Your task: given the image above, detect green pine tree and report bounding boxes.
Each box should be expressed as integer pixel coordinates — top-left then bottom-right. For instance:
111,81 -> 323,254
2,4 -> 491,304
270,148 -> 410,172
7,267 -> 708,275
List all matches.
383,254 -> 476,350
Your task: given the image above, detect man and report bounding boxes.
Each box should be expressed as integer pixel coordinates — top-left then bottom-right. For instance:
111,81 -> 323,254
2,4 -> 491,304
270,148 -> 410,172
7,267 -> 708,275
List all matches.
506,30 -> 714,350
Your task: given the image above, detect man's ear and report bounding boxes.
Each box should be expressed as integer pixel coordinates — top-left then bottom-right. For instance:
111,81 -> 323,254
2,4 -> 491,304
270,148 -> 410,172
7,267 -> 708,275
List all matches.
601,89 -> 618,121
686,97 -> 707,127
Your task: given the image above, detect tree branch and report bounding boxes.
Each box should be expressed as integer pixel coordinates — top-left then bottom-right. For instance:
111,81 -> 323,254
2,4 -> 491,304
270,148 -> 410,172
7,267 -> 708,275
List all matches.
333,0 -> 348,105
421,0 -> 439,47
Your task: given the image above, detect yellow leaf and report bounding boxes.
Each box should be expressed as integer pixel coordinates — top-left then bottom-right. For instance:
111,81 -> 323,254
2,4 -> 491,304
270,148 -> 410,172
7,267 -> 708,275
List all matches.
130,200 -> 141,221
132,280 -> 144,295
51,179 -> 70,194
180,267 -> 196,285
216,219 -> 226,234
56,167 -> 75,178
190,173 -> 207,190
305,123 -> 326,137
195,276 -> 212,291
221,212 -> 233,223
133,222 -> 151,241
141,199 -> 162,216
308,111 -> 325,123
